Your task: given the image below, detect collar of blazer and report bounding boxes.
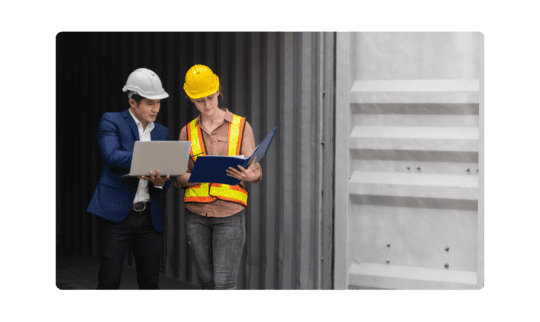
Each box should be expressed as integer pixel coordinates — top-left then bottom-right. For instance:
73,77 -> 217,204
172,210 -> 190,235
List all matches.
123,109 -> 140,141
122,109 -> 166,141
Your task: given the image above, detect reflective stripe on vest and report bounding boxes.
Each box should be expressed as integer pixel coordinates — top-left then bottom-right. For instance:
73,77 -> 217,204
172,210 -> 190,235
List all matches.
184,183 -> 215,203
228,114 -> 245,156
184,114 -> 248,206
187,119 -> 206,162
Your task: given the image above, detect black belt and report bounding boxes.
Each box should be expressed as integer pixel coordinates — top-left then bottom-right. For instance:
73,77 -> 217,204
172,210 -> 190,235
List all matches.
132,201 -> 150,212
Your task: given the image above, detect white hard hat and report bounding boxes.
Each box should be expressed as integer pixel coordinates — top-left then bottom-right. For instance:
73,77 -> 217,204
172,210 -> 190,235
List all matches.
122,68 -> 169,100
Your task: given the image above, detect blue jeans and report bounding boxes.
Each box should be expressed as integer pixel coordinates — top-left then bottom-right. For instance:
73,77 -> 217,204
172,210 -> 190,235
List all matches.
184,208 -> 246,290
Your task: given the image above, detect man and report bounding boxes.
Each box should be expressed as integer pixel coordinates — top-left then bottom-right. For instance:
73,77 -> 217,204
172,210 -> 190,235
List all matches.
87,68 -> 172,289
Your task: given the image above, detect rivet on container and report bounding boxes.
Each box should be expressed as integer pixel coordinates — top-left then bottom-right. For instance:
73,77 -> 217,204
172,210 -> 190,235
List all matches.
407,166 -> 410,170
466,168 -> 470,172
417,166 -> 421,170
386,258 -> 390,264
386,243 -> 390,247
444,263 -> 449,269
445,246 -> 449,252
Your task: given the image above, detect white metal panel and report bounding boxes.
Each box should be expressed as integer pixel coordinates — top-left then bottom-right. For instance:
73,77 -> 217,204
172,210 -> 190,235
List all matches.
349,263 -> 477,289
477,35 -> 484,289
334,32 -> 351,290
335,32 -> 482,289
353,114 -> 480,127
349,137 -> 479,152
352,33 -> 480,80
352,160 -> 480,174
349,182 -> 478,200
350,92 -> 480,104
350,79 -> 480,92
349,205 -> 478,271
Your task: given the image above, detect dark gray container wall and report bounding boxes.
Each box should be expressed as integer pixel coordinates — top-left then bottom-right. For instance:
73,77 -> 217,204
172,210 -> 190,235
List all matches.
56,32 -> 335,289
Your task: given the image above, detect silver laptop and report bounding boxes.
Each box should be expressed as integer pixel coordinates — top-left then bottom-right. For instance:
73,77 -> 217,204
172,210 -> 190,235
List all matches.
122,141 -> 192,177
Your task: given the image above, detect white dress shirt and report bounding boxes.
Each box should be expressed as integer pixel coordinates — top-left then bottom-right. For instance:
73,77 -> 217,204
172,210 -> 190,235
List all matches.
129,109 -> 155,204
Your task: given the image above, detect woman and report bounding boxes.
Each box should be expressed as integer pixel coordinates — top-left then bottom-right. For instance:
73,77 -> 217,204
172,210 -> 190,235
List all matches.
176,64 -> 262,290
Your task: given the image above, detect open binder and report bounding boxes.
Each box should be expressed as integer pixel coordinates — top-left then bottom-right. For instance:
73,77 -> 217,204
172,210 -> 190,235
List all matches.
189,127 -> 277,185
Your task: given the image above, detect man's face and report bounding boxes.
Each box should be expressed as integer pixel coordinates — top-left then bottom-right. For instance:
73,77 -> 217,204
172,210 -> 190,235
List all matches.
190,91 -> 219,115
130,98 -> 161,125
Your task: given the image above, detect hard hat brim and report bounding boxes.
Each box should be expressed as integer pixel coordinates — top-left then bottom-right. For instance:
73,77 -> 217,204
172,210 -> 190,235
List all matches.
123,86 -> 169,100
184,88 -> 219,100
140,91 -> 169,100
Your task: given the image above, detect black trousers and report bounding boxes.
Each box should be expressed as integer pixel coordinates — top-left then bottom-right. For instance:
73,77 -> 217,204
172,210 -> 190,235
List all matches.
96,206 -> 162,289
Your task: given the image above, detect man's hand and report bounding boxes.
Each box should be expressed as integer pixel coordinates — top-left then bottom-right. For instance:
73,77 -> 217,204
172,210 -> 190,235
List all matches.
139,169 -> 171,186
226,157 -> 258,183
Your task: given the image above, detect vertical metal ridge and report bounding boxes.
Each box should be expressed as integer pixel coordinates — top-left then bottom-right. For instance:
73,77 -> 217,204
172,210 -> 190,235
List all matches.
334,32 -> 350,289
263,32 -> 278,289
322,32 -> 336,290
206,32 -> 216,69
274,32 -> 282,289
315,32 -> 323,290
295,32 -> 303,289
293,32 -> 300,289
247,32 -> 263,289
279,32 -> 294,289
230,33 -> 245,289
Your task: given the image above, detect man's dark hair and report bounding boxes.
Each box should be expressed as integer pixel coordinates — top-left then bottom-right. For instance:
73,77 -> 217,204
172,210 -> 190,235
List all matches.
129,93 -> 145,105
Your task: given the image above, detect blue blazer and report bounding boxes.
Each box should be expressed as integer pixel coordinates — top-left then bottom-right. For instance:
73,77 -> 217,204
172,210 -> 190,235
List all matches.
87,109 -> 172,232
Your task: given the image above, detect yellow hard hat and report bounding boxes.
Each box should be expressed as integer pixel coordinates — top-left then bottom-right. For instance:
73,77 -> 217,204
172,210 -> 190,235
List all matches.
183,64 -> 220,99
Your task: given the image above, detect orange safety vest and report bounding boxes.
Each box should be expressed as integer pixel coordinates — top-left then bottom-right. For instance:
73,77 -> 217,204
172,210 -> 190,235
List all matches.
184,114 -> 249,206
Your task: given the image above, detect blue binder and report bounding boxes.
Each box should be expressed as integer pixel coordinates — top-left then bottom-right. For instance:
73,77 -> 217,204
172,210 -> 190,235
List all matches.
189,127 -> 277,185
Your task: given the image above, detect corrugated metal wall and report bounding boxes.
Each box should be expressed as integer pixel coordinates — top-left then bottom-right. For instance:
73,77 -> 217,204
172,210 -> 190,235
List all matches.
57,32 -> 335,289
335,32 -> 483,289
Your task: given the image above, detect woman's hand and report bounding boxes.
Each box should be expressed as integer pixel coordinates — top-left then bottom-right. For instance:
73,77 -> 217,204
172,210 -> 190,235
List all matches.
139,169 -> 170,186
226,157 -> 259,183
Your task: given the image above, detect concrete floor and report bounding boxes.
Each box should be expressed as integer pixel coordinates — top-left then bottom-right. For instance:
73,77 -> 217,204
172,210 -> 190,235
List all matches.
56,247 -> 199,290
57,247 -> 386,290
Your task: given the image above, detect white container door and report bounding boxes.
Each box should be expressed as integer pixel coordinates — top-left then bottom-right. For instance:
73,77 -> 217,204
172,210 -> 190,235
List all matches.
335,32 -> 483,289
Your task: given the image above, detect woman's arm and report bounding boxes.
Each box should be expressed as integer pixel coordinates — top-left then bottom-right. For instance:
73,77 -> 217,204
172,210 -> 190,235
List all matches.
226,121 -> 262,184
176,126 -> 198,188
176,171 -> 198,188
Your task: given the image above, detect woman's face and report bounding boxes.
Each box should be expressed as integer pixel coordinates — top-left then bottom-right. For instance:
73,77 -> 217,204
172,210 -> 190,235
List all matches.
191,91 -> 220,116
